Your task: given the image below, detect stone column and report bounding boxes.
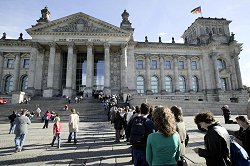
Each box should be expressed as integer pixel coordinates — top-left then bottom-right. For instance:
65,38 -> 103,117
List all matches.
212,53 -> 221,90
173,55 -> 179,92
27,43 -> 39,96
34,50 -> 45,95
187,57 -> 192,92
0,52 -> 4,93
127,42 -> 136,94
145,55 -> 152,94
230,54 -> 238,90
199,57 -> 206,91
85,42 -> 94,96
160,56 -> 166,94
43,42 -> 57,97
234,53 -> 243,90
103,43 -> 111,95
12,53 -> 21,92
72,49 -> 77,93
121,43 -> 128,92
63,42 -> 75,97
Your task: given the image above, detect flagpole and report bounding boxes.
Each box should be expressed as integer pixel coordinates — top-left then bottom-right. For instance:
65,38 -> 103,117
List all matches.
200,6 -> 203,17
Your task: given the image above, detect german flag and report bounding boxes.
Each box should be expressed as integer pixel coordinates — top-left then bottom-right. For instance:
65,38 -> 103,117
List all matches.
191,6 -> 201,14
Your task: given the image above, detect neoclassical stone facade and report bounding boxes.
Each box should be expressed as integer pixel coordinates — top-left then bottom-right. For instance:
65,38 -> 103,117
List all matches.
0,7 -> 248,102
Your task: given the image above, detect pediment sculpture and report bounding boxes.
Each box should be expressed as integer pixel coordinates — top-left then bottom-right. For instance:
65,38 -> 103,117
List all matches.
52,18 -> 110,33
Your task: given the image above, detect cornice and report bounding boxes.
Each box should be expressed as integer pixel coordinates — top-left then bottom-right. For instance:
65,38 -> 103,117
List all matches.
28,31 -> 130,37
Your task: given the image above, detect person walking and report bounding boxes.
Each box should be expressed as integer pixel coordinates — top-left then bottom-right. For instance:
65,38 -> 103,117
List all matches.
68,109 -> 80,144
170,105 -> 187,157
193,111 -> 231,166
8,111 -> 17,134
51,115 -> 62,148
43,111 -> 51,129
146,106 -> 181,166
14,109 -> 31,152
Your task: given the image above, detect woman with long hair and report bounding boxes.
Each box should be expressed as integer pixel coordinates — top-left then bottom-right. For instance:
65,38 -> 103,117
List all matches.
146,106 -> 180,166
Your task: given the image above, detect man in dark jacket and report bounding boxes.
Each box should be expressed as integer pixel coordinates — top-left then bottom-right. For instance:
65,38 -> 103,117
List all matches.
126,103 -> 155,166
221,105 -> 231,124
194,112 -> 231,166
8,111 -> 17,134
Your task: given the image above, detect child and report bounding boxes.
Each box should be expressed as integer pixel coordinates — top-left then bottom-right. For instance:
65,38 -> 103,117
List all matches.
51,115 -> 62,148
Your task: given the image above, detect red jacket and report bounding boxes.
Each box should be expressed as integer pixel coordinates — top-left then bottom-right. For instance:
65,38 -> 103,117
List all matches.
53,122 -> 62,135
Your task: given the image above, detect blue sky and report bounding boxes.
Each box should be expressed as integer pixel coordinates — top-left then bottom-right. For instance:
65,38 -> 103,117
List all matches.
0,0 -> 249,86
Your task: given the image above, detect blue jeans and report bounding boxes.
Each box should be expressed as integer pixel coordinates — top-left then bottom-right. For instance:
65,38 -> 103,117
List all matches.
15,134 -> 26,150
9,122 -> 16,134
133,149 -> 149,166
51,133 -> 61,148
68,132 -> 77,143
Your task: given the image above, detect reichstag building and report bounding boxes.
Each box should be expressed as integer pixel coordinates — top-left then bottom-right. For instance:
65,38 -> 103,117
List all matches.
0,7 -> 248,103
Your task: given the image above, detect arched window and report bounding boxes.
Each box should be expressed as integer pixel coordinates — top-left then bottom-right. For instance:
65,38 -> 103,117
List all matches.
217,59 -> 226,70
136,76 -> 144,94
4,75 -> 13,93
21,75 -> 28,91
151,76 -> 158,94
179,76 -> 186,92
165,76 -> 173,93
192,76 -> 199,92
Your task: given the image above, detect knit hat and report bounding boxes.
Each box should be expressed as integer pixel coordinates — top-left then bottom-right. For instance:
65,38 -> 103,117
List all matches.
54,117 -> 60,123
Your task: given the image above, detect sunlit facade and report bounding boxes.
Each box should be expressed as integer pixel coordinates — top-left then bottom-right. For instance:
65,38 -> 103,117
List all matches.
0,7 -> 247,102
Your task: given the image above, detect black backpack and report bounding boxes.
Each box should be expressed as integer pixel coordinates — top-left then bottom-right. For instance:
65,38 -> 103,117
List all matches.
130,116 -> 147,145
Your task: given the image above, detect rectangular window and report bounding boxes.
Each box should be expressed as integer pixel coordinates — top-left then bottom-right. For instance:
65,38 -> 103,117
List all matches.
165,60 -> 171,69
191,61 -> 198,70
23,59 -> 30,69
151,60 -> 157,69
137,60 -> 143,69
178,61 -> 184,69
7,59 -> 14,68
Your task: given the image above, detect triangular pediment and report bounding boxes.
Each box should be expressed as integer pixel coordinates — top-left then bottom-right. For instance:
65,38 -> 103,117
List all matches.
26,12 -> 130,36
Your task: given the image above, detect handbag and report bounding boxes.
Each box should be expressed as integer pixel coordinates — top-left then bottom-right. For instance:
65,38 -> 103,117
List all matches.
177,156 -> 188,166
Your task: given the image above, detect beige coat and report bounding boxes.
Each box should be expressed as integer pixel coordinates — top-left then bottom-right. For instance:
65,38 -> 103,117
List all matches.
69,113 -> 79,132
176,121 -> 186,156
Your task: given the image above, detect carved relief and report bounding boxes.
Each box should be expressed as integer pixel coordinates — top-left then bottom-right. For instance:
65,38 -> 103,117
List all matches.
110,48 -> 121,90
52,18 -> 111,33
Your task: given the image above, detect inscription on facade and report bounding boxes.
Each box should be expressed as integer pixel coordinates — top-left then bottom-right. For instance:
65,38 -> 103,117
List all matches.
57,38 -> 103,42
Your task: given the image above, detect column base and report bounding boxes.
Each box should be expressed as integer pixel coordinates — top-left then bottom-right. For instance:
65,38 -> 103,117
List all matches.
26,87 -> 36,96
43,88 -> 58,97
63,88 -> 73,98
161,90 -> 167,95
146,90 -> 153,95
84,87 -> 93,97
103,87 -> 111,96
12,91 -> 25,104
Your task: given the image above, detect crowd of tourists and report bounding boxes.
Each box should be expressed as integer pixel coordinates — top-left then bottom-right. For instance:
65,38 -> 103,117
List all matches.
7,94 -> 250,166
105,99 -> 250,166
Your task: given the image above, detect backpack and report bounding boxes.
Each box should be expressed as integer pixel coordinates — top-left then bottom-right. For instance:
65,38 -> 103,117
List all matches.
230,139 -> 250,166
130,116 -> 147,145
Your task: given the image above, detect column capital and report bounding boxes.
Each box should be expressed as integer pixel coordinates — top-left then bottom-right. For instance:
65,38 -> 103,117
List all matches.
48,42 -> 57,47
104,42 -> 110,48
32,42 -> 43,51
121,42 -> 128,48
67,41 -> 75,47
172,54 -> 179,59
87,42 -> 93,48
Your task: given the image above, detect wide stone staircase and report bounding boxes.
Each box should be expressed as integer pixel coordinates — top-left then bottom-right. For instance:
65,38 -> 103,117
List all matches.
0,96 -> 107,123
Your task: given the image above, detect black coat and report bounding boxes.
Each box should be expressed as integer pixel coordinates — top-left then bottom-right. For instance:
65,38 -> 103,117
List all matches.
198,122 -> 231,166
